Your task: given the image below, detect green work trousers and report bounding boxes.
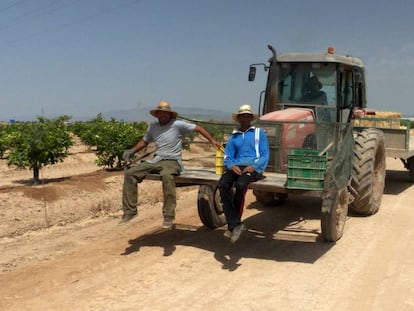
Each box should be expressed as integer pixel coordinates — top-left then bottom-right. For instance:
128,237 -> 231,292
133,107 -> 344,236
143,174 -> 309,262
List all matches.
122,160 -> 181,218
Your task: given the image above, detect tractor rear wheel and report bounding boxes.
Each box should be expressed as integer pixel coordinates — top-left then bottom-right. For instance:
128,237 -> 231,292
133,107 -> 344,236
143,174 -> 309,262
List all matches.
408,156 -> 414,183
321,185 -> 349,242
349,129 -> 386,215
197,185 -> 227,229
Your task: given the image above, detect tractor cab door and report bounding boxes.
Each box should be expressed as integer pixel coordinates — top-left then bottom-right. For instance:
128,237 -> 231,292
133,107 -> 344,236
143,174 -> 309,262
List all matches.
337,66 -> 365,123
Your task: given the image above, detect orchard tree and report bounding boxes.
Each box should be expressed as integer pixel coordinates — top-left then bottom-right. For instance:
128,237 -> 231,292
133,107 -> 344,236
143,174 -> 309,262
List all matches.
69,115 -> 148,169
70,113 -> 106,148
93,119 -> 147,169
0,123 -> 9,158
6,116 -> 73,184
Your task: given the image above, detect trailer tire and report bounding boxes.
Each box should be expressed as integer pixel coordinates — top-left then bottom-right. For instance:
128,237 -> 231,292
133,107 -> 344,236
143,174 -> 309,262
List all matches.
321,185 -> 349,242
253,190 -> 287,206
197,185 -> 227,229
349,129 -> 386,215
408,157 -> 414,183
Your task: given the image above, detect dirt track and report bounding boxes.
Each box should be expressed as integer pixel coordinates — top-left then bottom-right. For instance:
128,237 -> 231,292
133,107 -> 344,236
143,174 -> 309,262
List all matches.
1,145 -> 414,310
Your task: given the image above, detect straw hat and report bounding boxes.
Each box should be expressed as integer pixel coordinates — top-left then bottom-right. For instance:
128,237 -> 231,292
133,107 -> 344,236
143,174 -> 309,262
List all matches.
232,104 -> 258,121
149,101 -> 178,118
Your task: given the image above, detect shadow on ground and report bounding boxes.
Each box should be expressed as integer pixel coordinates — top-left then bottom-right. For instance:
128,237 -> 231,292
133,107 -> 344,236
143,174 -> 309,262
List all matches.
121,195 -> 334,271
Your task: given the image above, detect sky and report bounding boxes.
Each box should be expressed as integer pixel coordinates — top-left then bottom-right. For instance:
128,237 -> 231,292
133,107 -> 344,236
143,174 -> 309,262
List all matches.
0,0 -> 413,121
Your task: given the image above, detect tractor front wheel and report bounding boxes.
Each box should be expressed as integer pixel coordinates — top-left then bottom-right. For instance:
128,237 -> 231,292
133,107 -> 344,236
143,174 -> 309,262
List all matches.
321,185 -> 349,242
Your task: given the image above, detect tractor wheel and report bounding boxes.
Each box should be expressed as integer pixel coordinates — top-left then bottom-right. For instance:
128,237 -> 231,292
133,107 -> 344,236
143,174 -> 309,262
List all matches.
253,190 -> 287,206
408,157 -> 414,183
321,186 -> 349,242
302,133 -> 317,149
197,185 -> 227,229
349,129 -> 386,215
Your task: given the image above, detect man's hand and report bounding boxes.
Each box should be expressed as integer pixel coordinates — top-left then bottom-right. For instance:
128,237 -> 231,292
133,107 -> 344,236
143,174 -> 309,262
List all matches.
241,166 -> 255,174
212,140 -> 222,150
122,148 -> 136,162
231,165 -> 242,175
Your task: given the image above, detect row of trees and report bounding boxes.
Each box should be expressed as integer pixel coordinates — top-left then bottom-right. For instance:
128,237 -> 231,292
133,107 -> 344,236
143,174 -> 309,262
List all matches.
0,114 -> 231,185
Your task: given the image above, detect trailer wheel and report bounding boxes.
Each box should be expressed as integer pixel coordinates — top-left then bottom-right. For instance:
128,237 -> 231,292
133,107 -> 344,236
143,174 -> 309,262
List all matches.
197,185 -> 227,229
253,190 -> 287,206
408,157 -> 414,183
349,129 -> 386,215
321,186 -> 349,242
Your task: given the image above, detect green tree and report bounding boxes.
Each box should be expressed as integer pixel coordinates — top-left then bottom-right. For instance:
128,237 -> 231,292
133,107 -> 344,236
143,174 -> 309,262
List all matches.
94,119 -> 147,169
70,113 -> 106,148
6,116 -> 74,184
69,115 -> 148,169
0,123 -> 9,158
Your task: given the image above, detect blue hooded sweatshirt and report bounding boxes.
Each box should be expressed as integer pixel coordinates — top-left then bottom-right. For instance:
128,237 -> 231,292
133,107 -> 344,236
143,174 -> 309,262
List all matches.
223,126 -> 269,173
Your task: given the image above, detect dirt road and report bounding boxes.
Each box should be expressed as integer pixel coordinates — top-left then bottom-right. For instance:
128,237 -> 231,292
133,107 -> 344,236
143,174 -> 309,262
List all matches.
1,157 -> 414,311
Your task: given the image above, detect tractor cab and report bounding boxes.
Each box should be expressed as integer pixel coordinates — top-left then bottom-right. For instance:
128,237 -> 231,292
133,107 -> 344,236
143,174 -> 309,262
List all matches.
249,46 -> 366,173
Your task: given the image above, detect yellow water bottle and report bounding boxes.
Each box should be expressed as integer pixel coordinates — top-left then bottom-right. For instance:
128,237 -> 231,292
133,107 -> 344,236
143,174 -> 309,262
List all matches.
215,146 -> 225,175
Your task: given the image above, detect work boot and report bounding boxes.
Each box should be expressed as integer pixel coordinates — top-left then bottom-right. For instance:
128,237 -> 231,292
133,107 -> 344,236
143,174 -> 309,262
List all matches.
224,230 -> 232,239
162,216 -> 174,229
119,214 -> 137,225
230,224 -> 245,243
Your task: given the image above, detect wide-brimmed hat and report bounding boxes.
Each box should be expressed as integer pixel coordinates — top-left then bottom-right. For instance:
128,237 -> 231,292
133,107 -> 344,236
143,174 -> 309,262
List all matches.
149,101 -> 178,118
232,104 -> 258,121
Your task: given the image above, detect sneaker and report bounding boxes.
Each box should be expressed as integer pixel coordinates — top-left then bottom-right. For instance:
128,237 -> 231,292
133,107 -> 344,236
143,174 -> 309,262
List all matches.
119,214 -> 137,224
162,216 -> 174,229
224,230 -> 232,239
230,224 -> 245,243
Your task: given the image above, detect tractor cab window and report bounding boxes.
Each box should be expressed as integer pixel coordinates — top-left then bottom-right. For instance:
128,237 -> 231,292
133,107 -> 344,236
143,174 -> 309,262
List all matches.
278,62 -> 336,105
277,62 -> 336,121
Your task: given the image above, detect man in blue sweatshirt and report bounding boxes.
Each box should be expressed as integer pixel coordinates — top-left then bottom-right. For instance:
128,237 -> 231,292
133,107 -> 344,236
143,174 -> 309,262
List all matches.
218,104 -> 269,243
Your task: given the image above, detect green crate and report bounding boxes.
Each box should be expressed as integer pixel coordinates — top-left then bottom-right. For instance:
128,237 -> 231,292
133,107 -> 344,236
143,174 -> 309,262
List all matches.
289,149 -> 320,156
287,178 -> 325,190
287,155 -> 327,170
288,167 -> 325,179
287,149 -> 327,190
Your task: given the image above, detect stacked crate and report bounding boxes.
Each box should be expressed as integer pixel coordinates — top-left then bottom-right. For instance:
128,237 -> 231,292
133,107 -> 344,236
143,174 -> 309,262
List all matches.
287,149 -> 328,190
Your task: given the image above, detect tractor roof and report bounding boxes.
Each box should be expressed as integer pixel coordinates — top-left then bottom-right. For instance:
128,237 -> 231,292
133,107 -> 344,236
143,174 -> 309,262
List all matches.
276,52 -> 364,68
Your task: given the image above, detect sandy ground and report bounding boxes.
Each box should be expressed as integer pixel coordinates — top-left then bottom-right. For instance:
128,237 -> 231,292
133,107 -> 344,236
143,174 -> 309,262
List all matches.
1,138 -> 414,311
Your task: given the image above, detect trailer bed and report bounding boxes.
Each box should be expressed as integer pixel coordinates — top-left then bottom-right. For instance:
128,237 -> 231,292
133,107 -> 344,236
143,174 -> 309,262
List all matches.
145,167 -> 300,194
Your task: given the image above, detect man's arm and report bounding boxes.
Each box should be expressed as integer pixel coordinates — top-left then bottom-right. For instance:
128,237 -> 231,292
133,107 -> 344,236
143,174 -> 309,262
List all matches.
123,139 -> 148,162
131,139 -> 148,153
194,125 -> 221,149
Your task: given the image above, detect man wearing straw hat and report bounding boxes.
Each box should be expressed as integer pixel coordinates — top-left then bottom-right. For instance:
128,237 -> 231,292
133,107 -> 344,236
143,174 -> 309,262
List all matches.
218,104 -> 269,243
120,100 -> 221,228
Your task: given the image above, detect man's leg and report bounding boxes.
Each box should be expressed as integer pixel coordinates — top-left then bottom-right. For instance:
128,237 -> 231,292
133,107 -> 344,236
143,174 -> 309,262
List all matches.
122,161 -> 156,217
233,172 -> 259,220
229,172 -> 259,243
218,171 -> 238,231
159,160 -> 181,227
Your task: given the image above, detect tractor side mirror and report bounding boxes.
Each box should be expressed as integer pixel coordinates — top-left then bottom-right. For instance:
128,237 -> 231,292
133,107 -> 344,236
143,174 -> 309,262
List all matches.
248,66 -> 256,81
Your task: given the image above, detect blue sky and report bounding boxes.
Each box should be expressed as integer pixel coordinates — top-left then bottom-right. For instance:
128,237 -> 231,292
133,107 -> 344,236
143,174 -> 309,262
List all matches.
0,0 -> 413,121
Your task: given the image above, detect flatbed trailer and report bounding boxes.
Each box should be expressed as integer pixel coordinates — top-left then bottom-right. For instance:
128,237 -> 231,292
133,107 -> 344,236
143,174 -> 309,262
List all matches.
145,168 -> 319,195
354,117 -> 414,181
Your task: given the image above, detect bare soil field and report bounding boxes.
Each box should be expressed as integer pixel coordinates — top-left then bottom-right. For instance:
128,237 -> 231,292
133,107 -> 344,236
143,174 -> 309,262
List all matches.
1,138 -> 414,310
